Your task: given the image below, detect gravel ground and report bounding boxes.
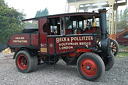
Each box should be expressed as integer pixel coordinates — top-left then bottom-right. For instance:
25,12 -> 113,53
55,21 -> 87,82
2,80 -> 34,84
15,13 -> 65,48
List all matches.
0,53 -> 128,85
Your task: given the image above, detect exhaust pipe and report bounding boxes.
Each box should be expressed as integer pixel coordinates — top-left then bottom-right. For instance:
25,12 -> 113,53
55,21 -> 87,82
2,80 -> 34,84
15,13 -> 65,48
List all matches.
98,9 -> 110,52
99,9 -> 108,39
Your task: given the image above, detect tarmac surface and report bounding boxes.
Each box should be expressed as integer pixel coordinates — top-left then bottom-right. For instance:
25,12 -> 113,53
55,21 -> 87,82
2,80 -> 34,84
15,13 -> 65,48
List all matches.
0,53 -> 128,85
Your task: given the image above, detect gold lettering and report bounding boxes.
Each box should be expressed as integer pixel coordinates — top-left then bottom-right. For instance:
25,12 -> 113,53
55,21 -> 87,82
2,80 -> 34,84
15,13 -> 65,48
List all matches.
13,40 -> 27,43
56,36 -> 93,43
56,38 -> 59,43
67,38 -> 70,41
15,37 -> 24,39
59,46 -> 73,50
79,42 -> 91,45
71,37 -> 74,42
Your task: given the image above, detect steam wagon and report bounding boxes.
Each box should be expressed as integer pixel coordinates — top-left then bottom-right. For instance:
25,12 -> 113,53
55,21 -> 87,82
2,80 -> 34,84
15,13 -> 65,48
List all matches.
8,9 -> 119,81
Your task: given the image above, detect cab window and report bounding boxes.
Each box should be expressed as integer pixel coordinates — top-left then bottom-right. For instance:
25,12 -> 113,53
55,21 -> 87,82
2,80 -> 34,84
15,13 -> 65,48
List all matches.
43,18 -> 60,35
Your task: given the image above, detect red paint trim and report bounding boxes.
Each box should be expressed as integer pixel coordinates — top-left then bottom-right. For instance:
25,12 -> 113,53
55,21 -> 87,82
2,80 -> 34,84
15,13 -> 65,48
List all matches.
80,58 -> 97,77
17,55 -> 28,70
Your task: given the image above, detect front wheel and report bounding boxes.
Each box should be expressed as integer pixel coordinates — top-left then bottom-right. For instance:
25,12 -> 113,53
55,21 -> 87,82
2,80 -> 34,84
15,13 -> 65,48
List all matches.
104,54 -> 114,71
15,50 -> 38,73
77,53 -> 105,81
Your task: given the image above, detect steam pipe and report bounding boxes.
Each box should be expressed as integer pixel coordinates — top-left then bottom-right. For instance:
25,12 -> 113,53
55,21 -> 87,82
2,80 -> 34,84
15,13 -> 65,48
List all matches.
99,9 -> 108,39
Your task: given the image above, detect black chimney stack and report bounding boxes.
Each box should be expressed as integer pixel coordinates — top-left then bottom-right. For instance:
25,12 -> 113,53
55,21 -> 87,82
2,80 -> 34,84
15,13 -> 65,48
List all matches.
99,9 -> 108,38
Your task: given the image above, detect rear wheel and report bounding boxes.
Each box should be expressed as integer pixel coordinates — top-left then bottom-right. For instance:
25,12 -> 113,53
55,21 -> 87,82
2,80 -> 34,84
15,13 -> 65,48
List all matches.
15,50 -> 38,73
77,53 -> 105,81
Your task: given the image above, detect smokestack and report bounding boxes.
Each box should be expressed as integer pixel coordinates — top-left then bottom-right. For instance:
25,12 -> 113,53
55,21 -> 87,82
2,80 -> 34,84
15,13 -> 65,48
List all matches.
99,9 -> 108,38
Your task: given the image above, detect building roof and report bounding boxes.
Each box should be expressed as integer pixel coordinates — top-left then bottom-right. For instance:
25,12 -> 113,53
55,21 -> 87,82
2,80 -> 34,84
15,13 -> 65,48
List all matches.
117,29 -> 128,37
117,29 -> 125,33
124,35 -> 128,38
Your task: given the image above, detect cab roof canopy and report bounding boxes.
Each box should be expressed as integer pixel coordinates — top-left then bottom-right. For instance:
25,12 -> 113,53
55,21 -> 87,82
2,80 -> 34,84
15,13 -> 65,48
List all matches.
22,12 -> 100,22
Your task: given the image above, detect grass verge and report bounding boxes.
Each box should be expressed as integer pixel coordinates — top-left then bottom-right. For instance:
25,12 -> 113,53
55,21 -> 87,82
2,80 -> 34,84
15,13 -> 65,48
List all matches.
116,53 -> 128,58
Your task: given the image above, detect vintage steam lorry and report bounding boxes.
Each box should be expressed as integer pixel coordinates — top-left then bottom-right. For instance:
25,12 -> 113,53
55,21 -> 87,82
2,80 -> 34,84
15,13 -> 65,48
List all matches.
8,9 -> 119,81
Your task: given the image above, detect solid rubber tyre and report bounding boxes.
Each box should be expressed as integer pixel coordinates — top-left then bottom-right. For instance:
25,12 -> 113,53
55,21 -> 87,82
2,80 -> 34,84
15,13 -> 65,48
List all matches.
109,39 -> 119,56
77,52 -> 105,81
104,54 -> 114,71
15,50 -> 38,73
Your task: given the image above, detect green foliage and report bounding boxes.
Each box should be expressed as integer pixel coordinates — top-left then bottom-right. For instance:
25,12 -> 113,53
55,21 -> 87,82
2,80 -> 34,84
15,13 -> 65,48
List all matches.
0,1 -> 25,44
116,53 -> 128,58
123,7 -> 128,21
35,8 -> 49,17
119,45 -> 125,49
117,7 -> 128,29
24,21 -> 38,29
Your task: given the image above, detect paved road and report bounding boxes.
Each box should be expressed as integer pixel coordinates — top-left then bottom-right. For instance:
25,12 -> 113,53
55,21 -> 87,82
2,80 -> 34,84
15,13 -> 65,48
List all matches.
0,53 -> 128,85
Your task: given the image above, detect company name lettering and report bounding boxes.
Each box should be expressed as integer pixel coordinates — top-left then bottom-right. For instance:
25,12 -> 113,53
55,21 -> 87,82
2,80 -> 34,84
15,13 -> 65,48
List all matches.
56,36 -> 93,43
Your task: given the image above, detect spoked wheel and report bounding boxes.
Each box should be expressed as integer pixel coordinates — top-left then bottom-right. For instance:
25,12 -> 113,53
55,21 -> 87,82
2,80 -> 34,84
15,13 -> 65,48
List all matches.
77,53 -> 105,81
15,50 -> 38,73
43,56 -> 59,65
109,39 -> 119,56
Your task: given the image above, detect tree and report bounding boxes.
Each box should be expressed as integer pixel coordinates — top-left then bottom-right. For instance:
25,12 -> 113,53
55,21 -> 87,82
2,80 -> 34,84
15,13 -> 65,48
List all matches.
35,8 -> 49,17
117,7 -> 128,29
0,1 -> 25,44
123,7 -> 128,21
0,0 -> 4,3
